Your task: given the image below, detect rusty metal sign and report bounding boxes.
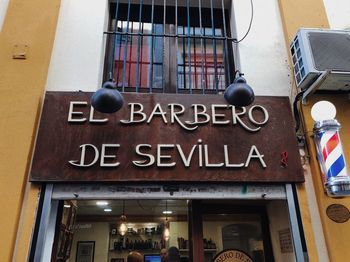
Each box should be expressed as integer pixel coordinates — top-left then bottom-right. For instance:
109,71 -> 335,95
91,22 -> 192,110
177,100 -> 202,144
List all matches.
29,92 -> 304,182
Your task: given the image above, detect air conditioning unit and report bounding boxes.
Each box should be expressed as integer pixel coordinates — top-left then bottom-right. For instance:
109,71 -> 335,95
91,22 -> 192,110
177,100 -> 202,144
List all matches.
290,28 -> 350,93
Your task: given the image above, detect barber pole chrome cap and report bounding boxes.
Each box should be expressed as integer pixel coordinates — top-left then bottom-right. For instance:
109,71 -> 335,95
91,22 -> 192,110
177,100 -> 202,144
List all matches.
312,101 -> 350,197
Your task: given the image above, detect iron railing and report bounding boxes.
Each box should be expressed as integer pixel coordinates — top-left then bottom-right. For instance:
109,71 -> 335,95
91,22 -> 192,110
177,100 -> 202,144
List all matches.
104,0 -> 235,94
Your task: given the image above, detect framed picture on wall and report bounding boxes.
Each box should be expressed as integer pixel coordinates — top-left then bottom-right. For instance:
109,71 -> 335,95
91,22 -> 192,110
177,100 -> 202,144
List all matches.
76,241 -> 95,262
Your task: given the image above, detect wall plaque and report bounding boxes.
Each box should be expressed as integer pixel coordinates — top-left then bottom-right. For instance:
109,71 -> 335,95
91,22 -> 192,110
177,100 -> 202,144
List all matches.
326,204 -> 350,223
30,92 -> 304,182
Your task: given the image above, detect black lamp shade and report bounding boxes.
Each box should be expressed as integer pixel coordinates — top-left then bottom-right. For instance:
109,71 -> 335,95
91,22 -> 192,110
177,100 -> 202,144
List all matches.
224,76 -> 255,107
91,80 -> 124,113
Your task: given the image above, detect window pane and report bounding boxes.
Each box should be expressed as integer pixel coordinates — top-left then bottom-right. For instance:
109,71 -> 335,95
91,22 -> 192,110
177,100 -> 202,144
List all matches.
52,200 -> 189,262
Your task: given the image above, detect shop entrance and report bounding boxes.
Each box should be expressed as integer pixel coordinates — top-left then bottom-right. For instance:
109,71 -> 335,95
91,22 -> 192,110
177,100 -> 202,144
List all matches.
31,184 -> 305,262
50,199 -> 277,262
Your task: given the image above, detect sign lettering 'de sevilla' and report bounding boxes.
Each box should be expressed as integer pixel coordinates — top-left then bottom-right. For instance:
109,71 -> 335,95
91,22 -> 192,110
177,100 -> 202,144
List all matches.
30,92 -> 304,182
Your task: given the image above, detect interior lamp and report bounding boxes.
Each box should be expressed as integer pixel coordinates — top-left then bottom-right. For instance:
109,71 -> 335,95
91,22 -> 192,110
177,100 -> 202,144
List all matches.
118,200 -> 127,236
311,100 -> 350,197
224,71 -> 255,107
163,200 -> 170,241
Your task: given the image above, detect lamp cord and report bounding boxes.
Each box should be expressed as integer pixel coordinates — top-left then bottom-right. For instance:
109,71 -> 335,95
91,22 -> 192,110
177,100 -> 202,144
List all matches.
165,200 -> 168,221
233,0 -> 254,43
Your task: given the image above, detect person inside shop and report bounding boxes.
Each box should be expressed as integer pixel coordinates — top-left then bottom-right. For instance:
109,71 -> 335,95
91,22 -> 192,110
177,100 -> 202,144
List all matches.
127,251 -> 143,262
160,248 -> 168,262
166,246 -> 181,262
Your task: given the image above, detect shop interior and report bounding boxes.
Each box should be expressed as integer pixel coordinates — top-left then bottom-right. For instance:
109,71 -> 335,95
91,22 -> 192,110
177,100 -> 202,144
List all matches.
51,199 -> 296,262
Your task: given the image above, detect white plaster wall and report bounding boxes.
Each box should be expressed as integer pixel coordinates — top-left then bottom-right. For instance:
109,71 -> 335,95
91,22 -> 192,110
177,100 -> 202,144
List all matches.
46,0 -> 109,91
46,0 -> 292,96
0,0 -> 10,31
323,0 -> 350,30
233,0 -> 293,97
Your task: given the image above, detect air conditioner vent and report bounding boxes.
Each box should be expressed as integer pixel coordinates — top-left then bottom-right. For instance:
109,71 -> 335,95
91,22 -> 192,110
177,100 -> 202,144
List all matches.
308,32 -> 350,71
290,28 -> 350,93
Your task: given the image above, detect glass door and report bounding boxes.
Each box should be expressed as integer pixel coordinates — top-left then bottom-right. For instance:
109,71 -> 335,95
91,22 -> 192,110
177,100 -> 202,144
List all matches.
189,200 -> 274,262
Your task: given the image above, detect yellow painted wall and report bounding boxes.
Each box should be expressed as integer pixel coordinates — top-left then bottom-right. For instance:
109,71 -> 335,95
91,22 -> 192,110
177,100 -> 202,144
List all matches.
0,0 -> 61,261
302,95 -> 350,262
279,0 -> 350,261
278,0 -> 330,261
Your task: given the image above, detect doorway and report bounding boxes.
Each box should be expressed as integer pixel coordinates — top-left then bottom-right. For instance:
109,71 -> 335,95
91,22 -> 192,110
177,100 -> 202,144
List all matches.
31,184 -> 304,262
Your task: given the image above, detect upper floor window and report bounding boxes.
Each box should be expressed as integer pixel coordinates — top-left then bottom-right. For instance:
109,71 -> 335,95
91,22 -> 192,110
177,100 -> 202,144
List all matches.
104,0 -> 235,94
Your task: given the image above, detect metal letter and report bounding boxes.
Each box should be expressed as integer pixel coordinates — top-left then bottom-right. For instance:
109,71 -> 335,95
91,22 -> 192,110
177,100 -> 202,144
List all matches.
133,144 -> 155,167
120,103 -> 147,124
100,144 -> 120,167
67,101 -> 87,122
157,144 -> 176,167
69,144 -> 99,167
245,145 -> 267,168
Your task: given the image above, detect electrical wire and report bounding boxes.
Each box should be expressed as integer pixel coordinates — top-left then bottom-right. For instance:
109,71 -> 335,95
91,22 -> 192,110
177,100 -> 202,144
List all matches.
293,90 -> 306,132
233,0 -> 254,43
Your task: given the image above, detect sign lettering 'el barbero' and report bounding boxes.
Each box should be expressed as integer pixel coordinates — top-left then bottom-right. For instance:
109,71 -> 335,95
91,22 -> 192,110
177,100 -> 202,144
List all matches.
30,92 -> 304,182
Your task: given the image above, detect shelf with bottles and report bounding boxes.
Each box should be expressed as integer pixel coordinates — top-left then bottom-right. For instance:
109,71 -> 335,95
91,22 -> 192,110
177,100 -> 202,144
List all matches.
111,223 -> 164,237
177,237 -> 217,253
109,223 -> 166,253
110,237 -> 164,252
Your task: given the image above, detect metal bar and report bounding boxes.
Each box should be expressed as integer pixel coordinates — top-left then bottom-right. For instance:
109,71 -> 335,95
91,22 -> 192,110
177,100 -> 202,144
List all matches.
193,26 -> 197,90
187,0 -> 192,93
182,26 -> 186,89
221,0 -> 231,85
149,0 -> 155,93
286,184 -> 306,262
110,0 -> 120,80
104,31 -> 238,41
121,0 -> 131,92
175,0 -> 179,93
33,184 -> 59,262
128,21 -> 133,87
162,0 -> 166,92
204,28 -> 209,89
199,0 -> 205,94
140,23 -> 144,88
135,0 -> 143,92
210,0 -> 218,92
116,21 -> 123,86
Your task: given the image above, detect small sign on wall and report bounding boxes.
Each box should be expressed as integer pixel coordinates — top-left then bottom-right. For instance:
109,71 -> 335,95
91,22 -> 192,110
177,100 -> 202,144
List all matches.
278,229 -> 293,253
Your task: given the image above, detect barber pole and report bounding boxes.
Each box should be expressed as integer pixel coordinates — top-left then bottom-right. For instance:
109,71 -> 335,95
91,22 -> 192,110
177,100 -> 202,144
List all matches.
312,101 -> 350,197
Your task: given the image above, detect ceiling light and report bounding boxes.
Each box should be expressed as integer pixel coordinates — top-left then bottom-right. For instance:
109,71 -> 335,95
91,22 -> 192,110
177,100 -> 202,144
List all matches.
64,204 -> 71,208
163,210 -> 173,214
164,200 -> 170,241
96,201 -> 109,206
119,200 -> 127,236
104,208 -> 112,212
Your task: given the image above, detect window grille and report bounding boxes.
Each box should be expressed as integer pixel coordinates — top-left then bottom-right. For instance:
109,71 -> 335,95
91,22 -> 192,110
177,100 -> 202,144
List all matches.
104,0 -> 235,94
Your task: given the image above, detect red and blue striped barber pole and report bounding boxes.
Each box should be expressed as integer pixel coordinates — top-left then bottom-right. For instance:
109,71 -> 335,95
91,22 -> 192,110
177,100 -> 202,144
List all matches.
314,119 -> 350,197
